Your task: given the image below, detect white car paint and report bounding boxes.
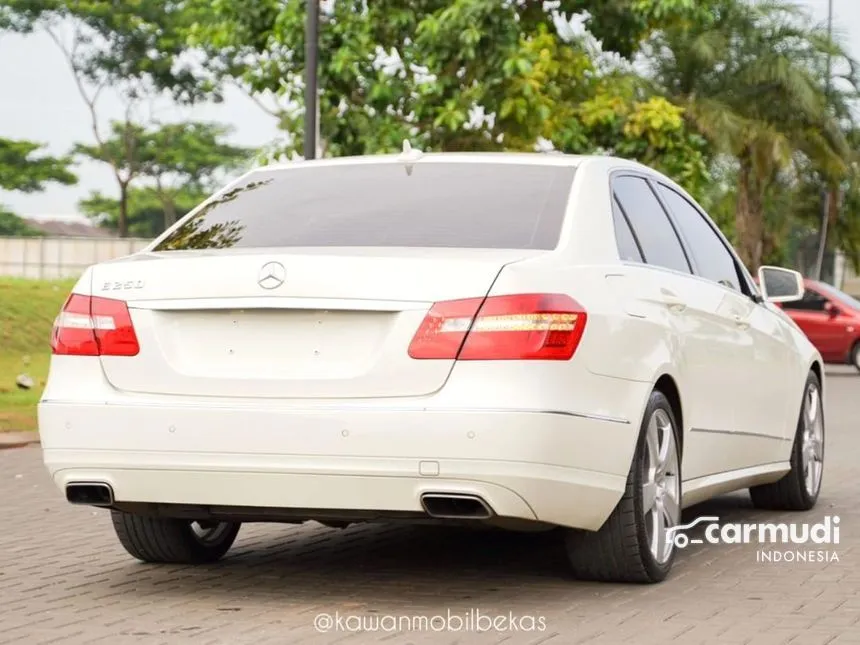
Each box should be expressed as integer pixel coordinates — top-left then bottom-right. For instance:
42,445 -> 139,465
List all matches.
38,153 -> 822,535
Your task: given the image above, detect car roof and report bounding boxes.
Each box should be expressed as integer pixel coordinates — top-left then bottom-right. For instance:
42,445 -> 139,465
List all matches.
252,151 -> 653,175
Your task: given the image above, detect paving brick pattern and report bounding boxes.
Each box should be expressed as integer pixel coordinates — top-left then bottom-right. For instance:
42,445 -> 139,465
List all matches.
2,368 -> 859,644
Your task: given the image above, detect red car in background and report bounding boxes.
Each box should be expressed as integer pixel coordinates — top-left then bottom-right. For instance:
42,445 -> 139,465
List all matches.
777,279 -> 860,371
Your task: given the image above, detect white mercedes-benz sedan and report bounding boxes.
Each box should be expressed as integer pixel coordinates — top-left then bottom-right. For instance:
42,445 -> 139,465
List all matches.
39,150 -> 824,583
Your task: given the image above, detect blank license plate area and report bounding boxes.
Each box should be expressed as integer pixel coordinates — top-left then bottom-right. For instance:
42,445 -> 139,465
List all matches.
156,308 -> 392,379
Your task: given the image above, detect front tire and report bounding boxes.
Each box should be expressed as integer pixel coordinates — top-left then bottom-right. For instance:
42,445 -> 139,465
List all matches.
851,342 -> 860,373
749,371 -> 824,511
111,511 -> 241,564
563,390 -> 682,583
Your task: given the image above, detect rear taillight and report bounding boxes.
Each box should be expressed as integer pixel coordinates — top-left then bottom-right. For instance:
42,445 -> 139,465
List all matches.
408,293 -> 586,360
407,297 -> 485,360
51,294 -> 140,356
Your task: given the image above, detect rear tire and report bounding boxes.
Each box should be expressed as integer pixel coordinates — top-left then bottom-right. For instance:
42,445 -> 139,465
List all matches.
749,371 -> 824,511
111,511 -> 241,564
563,390 -> 682,583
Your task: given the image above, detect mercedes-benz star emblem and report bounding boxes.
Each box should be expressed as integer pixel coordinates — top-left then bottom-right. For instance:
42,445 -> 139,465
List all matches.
258,261 -> 286,289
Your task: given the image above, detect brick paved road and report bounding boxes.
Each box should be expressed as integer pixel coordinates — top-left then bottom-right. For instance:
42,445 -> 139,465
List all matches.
2,369 -> 859,645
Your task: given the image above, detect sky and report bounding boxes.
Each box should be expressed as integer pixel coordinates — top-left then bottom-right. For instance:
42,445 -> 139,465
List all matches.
0,0 -> 855,218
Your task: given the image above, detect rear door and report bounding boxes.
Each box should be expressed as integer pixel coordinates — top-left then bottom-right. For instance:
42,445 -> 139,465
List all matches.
654,183 -> 792,468
92,159 -> 577,400
611,174 -> 746,480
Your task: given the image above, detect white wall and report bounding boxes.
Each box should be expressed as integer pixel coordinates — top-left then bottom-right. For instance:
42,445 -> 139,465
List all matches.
0,236 -> 151,279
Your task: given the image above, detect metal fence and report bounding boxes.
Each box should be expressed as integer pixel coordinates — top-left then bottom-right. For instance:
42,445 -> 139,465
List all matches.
3,233 -> 860,295
0,236 -> 152,279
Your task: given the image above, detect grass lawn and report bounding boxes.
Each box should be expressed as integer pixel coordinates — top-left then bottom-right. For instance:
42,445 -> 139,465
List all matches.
0,277 -> 76,432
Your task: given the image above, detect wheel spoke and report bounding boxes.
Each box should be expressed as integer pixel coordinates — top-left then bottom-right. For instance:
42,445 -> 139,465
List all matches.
190,520 -> 231,545
657,426 -> 672,476
642,482 -> 658,512
661,506 -> 676,536
812,438 -> 823,460
651,505 -> 667,561
806,388 -> 819,425
646,419 -> 660,468
649,507 -> 661,559
662,481 -> 680,524
812,458 -> 822,492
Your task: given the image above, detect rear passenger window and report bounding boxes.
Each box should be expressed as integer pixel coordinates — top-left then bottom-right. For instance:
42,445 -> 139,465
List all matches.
612,176 -> 690,274
611,197 -> 644,262
656,185 -> 740,291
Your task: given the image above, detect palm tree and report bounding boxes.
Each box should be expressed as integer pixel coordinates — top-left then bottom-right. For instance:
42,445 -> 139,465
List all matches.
649,0 -> 856,271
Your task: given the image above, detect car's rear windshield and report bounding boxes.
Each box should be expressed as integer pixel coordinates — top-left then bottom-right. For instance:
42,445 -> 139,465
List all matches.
152,161 -> 576,252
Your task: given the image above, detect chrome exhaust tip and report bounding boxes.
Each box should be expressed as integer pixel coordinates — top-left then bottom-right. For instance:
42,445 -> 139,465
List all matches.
420,493 -> 493,520
66,482 -> 115,507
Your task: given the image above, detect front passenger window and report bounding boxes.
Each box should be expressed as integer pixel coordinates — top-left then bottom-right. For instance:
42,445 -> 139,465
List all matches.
656,185 -> 741,291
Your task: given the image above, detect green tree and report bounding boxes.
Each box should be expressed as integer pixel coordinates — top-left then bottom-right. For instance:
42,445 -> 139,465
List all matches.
0,209 -> 42,236
2,1 -> 224,238
779,138 -> 860,276
184,0 -> 710,158
650,0 -> 857,270
73,121 -> 147,238
0,137 -> 76,237
564,82 -> 710,196
75,121 -> 251,236
0,137 -> 76,192
137,122 -> 251,230
0,1 -> 211,102
568,0 -> 712,58
79,186 -> 208,238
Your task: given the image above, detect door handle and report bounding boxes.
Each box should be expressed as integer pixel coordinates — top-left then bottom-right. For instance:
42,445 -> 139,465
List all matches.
659,289 -> 687,312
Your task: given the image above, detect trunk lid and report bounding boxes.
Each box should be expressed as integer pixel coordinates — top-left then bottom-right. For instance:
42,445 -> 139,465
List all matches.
91,247 -> 542,399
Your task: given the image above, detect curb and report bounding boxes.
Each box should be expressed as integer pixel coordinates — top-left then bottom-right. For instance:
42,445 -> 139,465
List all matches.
0,432 -> 40,450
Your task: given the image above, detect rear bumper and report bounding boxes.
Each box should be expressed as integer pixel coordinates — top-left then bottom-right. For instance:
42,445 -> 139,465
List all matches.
40,401 -> 638,531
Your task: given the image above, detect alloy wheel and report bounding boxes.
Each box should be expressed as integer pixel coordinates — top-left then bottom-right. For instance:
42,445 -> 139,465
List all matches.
801,384 -> 824,498
190,520 -> 235,546
642,409 -> 681,564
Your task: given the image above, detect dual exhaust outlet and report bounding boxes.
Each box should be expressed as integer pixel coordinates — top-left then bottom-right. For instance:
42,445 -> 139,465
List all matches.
64,483 -> 494,521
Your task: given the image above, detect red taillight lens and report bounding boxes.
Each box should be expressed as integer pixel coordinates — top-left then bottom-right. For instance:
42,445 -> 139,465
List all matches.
51,294 -> 140,356
408,293 -> 586,361
407,297 -> 484,359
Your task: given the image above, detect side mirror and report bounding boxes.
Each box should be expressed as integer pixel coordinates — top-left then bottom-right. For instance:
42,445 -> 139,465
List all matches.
758,266 -> 804,303
825,302 -> 841,318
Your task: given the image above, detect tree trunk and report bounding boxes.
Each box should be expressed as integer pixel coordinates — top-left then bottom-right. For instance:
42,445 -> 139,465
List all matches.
163,199 -> 178,232
734,153 -> 764,272
812,184 -> 840,279
118,182 -> 129,238
828,185 -> 839,228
